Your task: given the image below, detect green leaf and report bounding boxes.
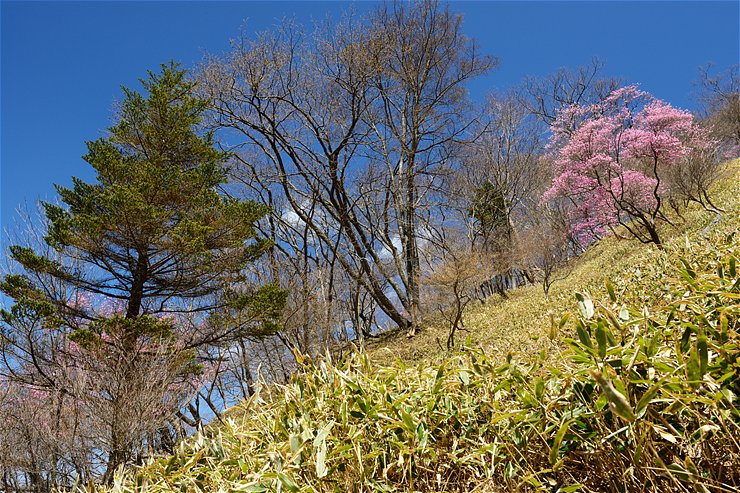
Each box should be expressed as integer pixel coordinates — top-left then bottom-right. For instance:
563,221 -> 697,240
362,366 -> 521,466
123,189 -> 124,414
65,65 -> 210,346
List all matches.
697,332 -> 708,377
687,350 -> 701,388
277,472 -> 299,492
242,485 -> 268,492
605,280 -> 617,302
400,410 -> 416,434
680,326 -> 693,354
720,313 -> 729,342
559,485 -> 583,493
635,378 -> 665,417
591,370 -> 635,422
549,419 -> 572,466
576,322 -> 593,349
535,379 -> 545,400
666,463 -> 691,482
595,319 -> 608,359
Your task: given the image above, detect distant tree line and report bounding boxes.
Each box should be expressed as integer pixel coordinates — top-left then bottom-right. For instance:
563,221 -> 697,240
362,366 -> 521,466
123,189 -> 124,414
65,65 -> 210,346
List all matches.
0,1 -> 734,490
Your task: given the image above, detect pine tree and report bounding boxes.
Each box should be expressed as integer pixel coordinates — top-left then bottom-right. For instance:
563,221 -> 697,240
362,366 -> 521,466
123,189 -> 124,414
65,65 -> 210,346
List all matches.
0,63 -> 287,484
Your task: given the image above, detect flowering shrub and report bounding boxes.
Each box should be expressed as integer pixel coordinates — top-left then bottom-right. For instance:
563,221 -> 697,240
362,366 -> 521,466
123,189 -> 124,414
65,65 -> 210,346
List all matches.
545,85 -> 717,247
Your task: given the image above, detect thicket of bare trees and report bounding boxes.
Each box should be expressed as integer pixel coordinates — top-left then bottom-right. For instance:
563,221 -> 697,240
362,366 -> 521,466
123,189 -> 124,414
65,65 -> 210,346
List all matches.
200,1 -> 495,343
195,2 -> 724,361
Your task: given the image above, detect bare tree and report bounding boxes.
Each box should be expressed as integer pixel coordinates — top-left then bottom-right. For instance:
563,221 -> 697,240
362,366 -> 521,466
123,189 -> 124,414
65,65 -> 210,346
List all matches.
200,16 -> 407,334
0,298 -> 198,490
696,63 -> 740,153
664,144 -> 724,213
449,93 -> 544,299
515,202 -> 575,299
200,1 -> 494,338
424,236 -> 496,350
519,57 -> 622,133
363,0 -> 496,334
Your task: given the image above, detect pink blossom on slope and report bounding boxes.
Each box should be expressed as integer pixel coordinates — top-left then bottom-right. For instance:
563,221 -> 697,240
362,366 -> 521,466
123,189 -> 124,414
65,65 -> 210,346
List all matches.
544,84 -> 715,243
544,171 -> 598,200
568,187 -> 618,244
637,100 -> 694,133
602,84 -> 647,106
622,127 -> 687,162
610,170 -> 660,211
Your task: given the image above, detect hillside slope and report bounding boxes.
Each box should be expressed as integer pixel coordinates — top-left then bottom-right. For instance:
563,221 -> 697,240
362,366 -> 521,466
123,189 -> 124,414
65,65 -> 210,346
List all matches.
97,160 -> 739,493
370,160 -> 740,367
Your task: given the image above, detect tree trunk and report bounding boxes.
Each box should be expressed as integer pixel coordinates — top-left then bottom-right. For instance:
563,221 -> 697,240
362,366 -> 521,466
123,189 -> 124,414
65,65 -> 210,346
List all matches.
404,160 -> 420,337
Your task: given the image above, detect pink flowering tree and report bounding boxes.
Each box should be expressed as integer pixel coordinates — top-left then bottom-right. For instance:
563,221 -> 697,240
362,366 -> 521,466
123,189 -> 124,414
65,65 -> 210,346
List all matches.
544,85 -> 717,247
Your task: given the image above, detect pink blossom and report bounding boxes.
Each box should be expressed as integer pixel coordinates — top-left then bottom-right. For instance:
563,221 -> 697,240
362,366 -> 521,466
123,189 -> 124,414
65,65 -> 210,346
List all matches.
610,170 -> 660,210
544,85 -> 717,245
68,340 -> 81,354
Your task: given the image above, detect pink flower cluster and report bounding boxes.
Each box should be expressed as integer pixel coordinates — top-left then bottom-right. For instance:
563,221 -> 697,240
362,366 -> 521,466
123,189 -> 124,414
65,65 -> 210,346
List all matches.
545,85 -> 715,243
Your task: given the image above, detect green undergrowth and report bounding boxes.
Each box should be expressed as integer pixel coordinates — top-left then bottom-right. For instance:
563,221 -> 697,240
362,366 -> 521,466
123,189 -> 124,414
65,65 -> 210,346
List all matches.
93,162 -> 739,493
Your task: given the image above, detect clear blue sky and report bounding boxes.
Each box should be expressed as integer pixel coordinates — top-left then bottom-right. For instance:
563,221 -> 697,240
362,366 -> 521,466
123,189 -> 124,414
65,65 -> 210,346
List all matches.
2,1 -> 738,243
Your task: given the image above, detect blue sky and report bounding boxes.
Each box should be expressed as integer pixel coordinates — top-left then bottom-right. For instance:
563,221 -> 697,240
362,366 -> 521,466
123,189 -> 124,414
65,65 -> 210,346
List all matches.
1,1 -> 738,243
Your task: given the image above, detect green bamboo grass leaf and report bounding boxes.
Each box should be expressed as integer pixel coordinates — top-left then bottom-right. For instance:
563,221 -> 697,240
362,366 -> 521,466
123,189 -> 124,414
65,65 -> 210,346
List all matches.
277,472 -> 299,492
720,313 -> 729,342
575,322 -> 593,349
687,350 -> 701,388
680,326 -> 693,354
666,463 -> 692,482
606,279 -> 617,302
559,313 -> 572,330
535,379 -> 545,400
697,332 -> 708,377
604,310 -> 622,338
595,319 -> 608,359
240,485 -> 268,492
559,485 -> 583,493
400,410 -> 416,434
550,419 -> 573,466
432,362 -> 446,394
635,378 -> 666,418
590,370 -> 635,422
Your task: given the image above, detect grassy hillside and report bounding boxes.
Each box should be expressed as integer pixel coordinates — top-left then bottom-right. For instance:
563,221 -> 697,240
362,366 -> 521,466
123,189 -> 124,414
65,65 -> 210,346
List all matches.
370,160 -> 740,368
96,160 -> 739,493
